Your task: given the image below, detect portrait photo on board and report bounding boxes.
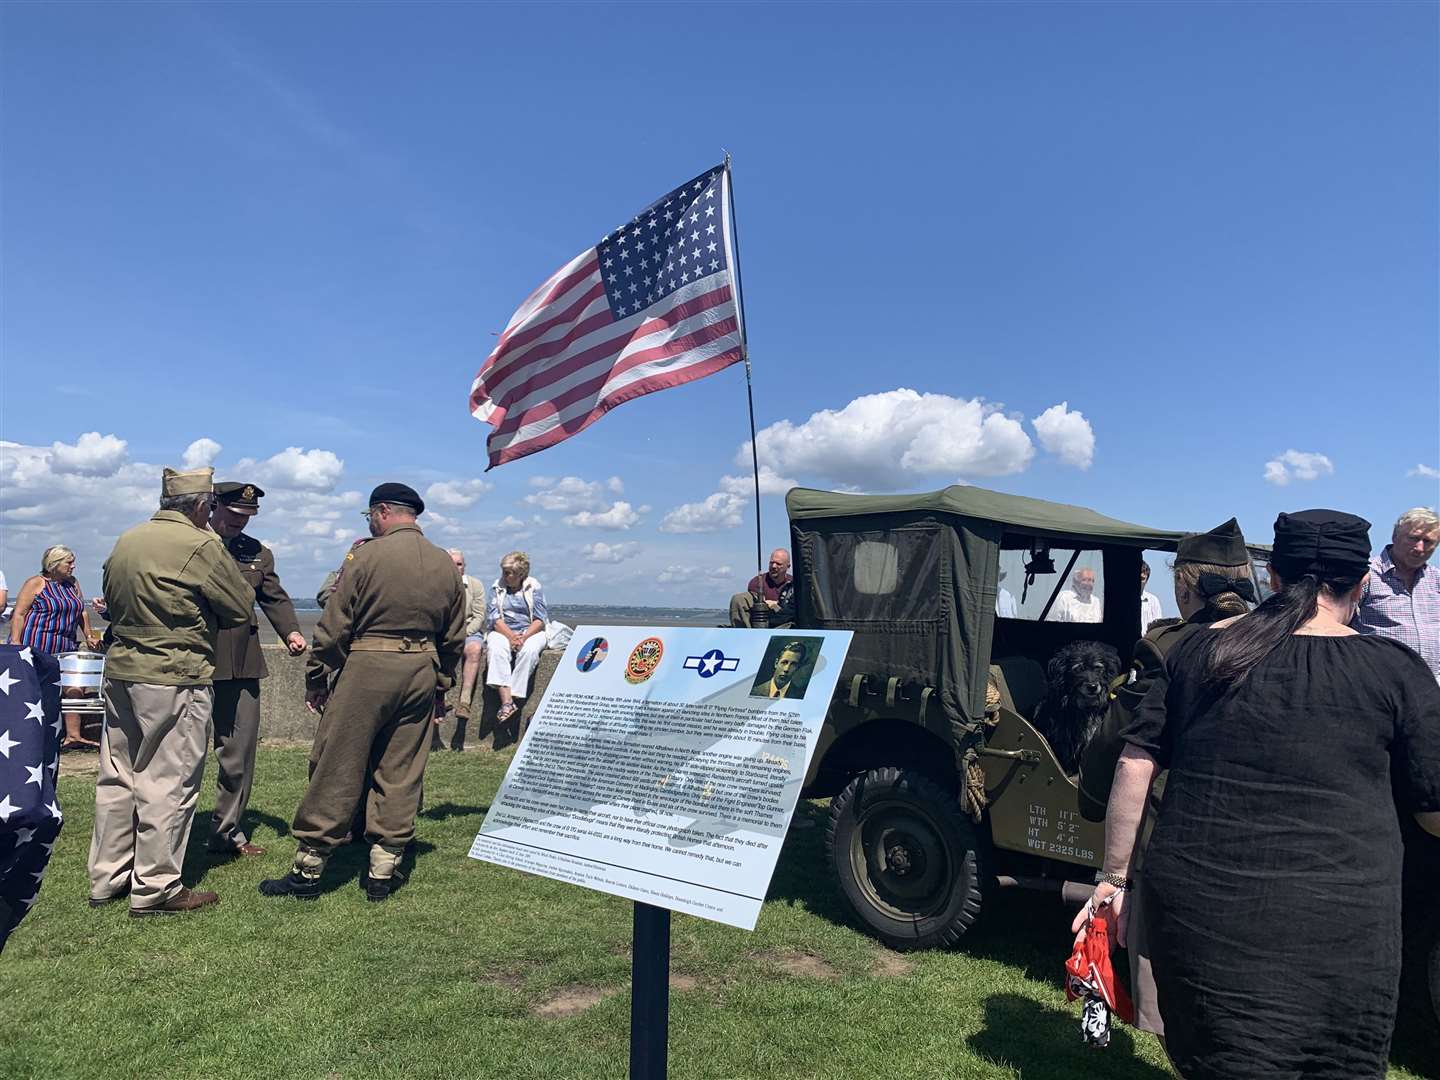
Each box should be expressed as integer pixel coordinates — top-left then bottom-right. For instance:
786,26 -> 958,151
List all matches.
749,636 -> 824,700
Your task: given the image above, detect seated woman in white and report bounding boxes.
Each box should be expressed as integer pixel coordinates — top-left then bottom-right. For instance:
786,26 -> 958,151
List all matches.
485,550 -> 548,722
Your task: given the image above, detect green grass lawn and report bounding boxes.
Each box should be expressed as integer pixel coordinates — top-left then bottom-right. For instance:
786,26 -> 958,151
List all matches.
4,746 -> 1434,1080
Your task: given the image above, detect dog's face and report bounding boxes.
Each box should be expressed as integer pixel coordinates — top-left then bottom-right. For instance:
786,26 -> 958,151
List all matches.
1047,641 -> 1122,712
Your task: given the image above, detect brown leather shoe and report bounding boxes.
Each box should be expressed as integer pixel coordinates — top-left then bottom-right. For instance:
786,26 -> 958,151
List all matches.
88,888 -> 129,909
209,841 -> 266,857
129,887 -> 220,917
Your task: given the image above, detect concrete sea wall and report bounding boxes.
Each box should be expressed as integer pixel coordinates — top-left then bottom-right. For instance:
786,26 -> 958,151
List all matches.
257,644 -> 563,750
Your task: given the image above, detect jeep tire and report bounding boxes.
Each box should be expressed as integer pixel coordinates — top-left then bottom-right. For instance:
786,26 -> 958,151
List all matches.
826,766 -> 985,950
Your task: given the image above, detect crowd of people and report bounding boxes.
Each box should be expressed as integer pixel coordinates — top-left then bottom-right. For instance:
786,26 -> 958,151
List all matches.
2,463 -> 1438,1080
0,467 -> 562,932
1075,507 -> 1440,1079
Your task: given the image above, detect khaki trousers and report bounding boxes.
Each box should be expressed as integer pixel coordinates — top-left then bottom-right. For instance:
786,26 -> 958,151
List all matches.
292,653 -> 437,853
209,679 -> 261,850
88,680 -> 212,909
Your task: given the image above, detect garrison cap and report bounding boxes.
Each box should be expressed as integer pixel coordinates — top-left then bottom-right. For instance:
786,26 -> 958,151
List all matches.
214,481 -> 264,516
1175,517 -> 1249,567
368,482 -> 424,515
162,466 -> 214,497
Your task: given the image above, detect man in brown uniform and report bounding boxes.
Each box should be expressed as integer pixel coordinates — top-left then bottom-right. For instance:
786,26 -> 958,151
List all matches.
89,467 -> 254,916
206,482 -> 308,856
260,483 -> 464,902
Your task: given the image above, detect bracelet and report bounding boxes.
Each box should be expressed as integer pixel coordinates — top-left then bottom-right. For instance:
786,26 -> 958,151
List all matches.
1094,871 -> 1131,890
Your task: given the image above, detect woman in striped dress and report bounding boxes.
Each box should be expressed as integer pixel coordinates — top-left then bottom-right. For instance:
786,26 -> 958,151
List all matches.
10,545 -> 101,748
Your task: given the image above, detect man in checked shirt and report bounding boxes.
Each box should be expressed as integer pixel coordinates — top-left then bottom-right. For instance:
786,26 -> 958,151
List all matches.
1354,506 -> 1440,681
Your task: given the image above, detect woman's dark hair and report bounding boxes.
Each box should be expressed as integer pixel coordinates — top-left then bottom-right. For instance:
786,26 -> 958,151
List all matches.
1201,568 -> 1364,691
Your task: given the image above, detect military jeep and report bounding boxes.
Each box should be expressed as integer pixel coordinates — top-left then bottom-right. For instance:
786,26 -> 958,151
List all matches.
786,483 -> 1440,1033
786,483 -> 1180,948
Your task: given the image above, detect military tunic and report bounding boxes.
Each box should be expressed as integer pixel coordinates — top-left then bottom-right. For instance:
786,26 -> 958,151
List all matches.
291,522 -> 465,852
90,509 -> 253,909
208,533 -> 301,851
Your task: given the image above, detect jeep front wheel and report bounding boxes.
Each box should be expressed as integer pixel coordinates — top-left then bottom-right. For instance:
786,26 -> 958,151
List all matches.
826,766 -> 985,950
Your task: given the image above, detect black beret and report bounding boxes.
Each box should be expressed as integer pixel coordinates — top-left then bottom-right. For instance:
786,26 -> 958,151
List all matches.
1176,518 -> 1249,568
1271,509 -> 1371,582
369,482 -> 424,515
214,481 -> 265,515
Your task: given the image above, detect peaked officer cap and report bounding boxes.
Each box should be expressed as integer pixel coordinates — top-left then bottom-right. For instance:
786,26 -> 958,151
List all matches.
215,481 -> 264,515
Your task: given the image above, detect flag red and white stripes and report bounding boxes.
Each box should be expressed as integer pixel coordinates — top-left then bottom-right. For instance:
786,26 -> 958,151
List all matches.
469,165 -> 745,469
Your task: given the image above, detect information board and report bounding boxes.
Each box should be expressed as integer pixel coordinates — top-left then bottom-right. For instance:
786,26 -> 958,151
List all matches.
468,626 -> 853,930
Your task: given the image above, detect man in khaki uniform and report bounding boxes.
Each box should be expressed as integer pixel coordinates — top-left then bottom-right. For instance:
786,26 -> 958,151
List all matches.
261,483 -> 464,902
206,481 -> 307,856
89,467 -> 254,916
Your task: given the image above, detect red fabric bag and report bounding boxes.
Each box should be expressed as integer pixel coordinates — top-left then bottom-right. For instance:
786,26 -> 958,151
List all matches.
1065,899 -> 1135,1046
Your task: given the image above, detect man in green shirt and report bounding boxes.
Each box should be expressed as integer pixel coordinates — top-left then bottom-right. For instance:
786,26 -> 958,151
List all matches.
88,466 -> 253,916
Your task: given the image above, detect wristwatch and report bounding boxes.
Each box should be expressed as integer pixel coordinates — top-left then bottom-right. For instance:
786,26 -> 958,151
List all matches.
1094,871 -> 1130,890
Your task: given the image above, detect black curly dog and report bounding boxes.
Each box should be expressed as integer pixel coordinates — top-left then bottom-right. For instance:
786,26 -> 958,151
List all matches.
1036,640 -> 1122,775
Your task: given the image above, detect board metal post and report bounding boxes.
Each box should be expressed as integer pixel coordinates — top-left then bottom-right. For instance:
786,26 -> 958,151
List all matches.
629,901 -> 672,1080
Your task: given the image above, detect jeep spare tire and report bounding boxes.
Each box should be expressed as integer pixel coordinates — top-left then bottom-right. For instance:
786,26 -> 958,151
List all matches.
826,766 -> 985,950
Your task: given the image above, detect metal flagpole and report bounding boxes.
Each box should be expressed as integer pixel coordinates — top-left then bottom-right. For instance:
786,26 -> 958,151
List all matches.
724,153 -> 763,578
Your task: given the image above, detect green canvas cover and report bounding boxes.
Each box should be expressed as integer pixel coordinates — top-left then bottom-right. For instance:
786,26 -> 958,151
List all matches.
786,485 -> 1187,549
786,485 -> 1186,749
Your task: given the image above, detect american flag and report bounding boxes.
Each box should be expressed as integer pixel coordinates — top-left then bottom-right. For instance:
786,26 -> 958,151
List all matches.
469,164 -> 745,468
0,645 -> 62,948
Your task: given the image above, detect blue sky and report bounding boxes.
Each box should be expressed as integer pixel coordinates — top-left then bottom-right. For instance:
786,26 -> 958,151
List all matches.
2,2 -> 1436,609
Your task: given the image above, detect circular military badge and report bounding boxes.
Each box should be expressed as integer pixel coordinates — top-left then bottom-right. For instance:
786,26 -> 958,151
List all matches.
576,637 -> 609,672
624,636 -> 664,684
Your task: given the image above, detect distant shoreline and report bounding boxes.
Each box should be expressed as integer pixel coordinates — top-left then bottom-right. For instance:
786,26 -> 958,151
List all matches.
263,604 -> 727,643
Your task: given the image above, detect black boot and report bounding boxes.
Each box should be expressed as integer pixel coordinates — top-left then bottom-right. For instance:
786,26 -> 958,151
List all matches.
364,868 -> 408,902
365,844 -> 407,902
259,850 -> 325,899
258,871 -> 321,900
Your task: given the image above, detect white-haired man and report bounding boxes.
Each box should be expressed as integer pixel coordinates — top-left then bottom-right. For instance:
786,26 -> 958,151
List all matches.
445,549 -> 488,746
1354,507 -> 1440,679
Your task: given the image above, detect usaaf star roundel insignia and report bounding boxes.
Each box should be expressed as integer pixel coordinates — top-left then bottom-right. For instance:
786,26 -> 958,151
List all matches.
624,637 -> 664,684
683,649 -> 739,678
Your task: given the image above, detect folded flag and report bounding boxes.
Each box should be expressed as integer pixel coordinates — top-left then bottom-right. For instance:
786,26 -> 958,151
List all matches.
469,164 -> 745,469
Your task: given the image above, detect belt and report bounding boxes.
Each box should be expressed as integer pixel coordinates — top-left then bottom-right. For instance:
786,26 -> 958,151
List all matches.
349,634 -> 436,654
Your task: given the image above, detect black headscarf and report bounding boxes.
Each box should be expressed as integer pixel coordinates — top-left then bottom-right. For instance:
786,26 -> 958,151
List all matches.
1270,509 -> 1371,582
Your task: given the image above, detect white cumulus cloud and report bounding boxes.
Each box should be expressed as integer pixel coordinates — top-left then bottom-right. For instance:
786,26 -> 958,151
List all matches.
660,492 -> 747,533
235,446 -> 344,492
181,437 -> 223,470
718,465 -> 797,497
49,432 -> 129,477
1263,450 -> 1334,486
1031,402 -> 1095,469
424,478 -> 493,509
582,541 -> 640,563
525,476 -> 613,512
742,389 -> 1034,490
1408,464 -> 1440,480
563,500 -> 642,530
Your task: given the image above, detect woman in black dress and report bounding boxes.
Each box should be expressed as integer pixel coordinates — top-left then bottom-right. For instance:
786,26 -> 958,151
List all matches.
1079,510 -> 1440,1078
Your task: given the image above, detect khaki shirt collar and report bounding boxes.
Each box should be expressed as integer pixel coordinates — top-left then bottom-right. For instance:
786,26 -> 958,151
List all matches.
384,522 -> 424,537
151,509 -> 208,531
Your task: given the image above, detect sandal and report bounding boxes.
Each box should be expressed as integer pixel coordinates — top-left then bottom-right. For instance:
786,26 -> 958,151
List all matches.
61,737 -> 100,751
496,701 -> 518,722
